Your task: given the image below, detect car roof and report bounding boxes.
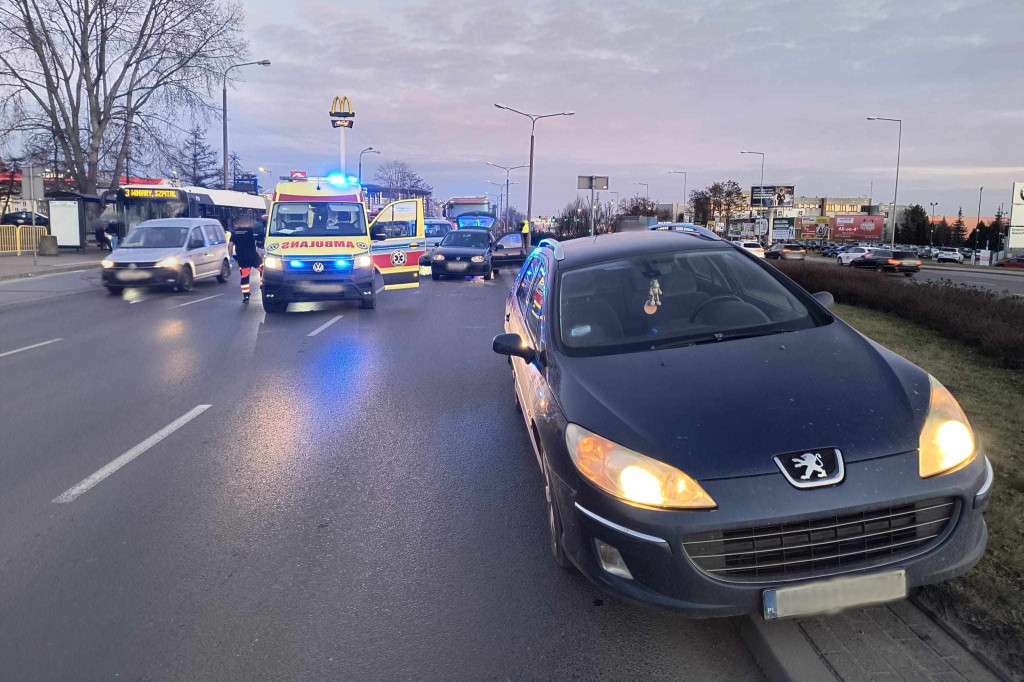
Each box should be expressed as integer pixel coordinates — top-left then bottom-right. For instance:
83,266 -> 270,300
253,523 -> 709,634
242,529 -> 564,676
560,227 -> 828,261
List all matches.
135,218 -> 219,228
550,230 -> 730,268
451,227 -> 490,233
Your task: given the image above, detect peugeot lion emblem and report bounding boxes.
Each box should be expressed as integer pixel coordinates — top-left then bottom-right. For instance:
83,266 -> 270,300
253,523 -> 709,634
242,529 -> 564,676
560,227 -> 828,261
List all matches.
312,262 -> 325,273
774,448 -> 845,489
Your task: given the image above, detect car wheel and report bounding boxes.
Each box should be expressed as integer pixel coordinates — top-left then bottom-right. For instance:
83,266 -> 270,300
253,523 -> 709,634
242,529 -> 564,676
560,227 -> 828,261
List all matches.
360,289 -> 377,309
174,266 -> 193,292
904,272 -> 913,277
836,258 -> 843,266
876,264 -> 884,273
262,294 -> 287,313
216,260 -> 231,283
106,286 -> 123,295
543,460 -> 571,569
431,272 -> 440,281
493,269 -> 500,276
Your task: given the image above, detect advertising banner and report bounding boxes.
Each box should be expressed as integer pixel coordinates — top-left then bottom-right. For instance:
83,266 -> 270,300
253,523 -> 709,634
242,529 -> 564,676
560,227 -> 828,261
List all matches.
750,185 -> 795,208
800,216 -> 830,239
834,215 -> 884,240
1009,182 -> 1024,249
772,217 -> 796,240
728,219 -> 756,238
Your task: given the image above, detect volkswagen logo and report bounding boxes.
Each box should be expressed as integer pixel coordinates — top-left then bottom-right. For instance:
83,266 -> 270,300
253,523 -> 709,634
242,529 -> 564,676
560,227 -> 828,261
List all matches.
390,250 -> 407,267
127,263 -> 137,269
312,262 -> 325,273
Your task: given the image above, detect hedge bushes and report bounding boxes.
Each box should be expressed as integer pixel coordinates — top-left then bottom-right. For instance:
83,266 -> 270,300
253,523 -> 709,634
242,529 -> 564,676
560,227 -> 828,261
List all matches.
776,260 -> 1024,370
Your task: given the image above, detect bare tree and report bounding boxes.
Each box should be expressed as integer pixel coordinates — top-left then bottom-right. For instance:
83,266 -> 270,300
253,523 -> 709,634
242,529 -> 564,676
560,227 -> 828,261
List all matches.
373,159 -> 432,199
0,0 -> 248,195
617,193 -> 659,217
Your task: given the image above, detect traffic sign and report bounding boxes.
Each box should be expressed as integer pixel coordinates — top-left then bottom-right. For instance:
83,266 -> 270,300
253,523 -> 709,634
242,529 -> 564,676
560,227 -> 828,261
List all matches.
578,176 -> 609,190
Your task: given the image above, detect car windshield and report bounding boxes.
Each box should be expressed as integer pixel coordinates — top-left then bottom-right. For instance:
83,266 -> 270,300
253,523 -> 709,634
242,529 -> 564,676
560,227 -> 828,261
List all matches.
425,222 -> 451,238
441,231 -> 489,249
119,225 -> 189,249
268,202 -> 367,237
558,247 -> 820,356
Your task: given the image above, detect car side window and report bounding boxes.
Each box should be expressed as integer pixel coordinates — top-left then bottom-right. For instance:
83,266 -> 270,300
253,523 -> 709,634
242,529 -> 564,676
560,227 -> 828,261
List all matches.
190,227 -> 207,247
203,224 -> 223,245
524,260 -> 547,342
498,234 -> 522,248
516,256 -> 540,310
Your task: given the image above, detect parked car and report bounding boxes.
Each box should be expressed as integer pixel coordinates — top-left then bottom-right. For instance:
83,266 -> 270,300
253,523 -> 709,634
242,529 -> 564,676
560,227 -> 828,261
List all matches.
850,249 -> 922,276
491,232 -> 528,273
100,218 -> 231,294
836,246 -> 876,265
424,218 -> 455,254
994,256 -> 1024,268
917,248 -> 934,260
430,228 -> 494,280
765,243 -> 806,260
493,230 -> 990,617
736,240 -> 765,258
821,245 -> 846,258
1,211 -> 49,227
937,249 -> 964,264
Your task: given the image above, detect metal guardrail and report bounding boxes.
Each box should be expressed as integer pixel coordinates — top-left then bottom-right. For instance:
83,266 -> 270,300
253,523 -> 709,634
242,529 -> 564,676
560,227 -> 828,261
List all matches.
0,225 -> 49,255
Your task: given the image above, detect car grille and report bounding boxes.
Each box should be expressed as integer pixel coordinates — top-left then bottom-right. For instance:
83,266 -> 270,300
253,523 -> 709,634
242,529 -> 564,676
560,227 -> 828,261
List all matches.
683,498 -> 958,583
114,262 -> 157,268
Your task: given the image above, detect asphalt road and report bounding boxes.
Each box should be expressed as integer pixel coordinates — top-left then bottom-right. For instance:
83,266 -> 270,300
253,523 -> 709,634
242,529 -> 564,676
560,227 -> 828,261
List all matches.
0,269 -> 760,680
807,255 -> 1024,296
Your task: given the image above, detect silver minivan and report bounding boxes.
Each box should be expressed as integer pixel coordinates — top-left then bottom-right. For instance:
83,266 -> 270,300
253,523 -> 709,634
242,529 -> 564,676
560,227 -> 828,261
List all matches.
101,218 -> 232,294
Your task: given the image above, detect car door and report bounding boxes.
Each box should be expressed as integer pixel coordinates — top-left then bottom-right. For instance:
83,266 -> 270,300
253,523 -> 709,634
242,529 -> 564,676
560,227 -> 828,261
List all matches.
186,227 -> 210,275
368,199 -> 425,289
508,255 -> 548,464
494,233 -> 524,266
202,223 -> 226,271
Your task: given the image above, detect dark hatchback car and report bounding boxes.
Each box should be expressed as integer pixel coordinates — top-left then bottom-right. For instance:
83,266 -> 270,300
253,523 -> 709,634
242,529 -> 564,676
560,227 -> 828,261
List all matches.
492,231 -> 990,619
765,242 -> 806,260
851,249 -> 922,276
430,228 -> 494,280
491,232 -> 528,273
1,211 -> 49,227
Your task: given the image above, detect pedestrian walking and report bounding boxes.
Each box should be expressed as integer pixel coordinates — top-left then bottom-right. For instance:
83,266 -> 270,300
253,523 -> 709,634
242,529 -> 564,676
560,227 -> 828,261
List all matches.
229,217 -> 263,303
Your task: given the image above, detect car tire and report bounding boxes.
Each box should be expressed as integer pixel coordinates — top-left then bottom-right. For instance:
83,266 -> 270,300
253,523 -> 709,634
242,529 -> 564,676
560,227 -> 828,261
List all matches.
876,264 -> 884,273
106,286 -> 123,295
543,460 -> 572,570
262,295 -> 287,313
216,260 -> 231,283
493,269 -> 500,276
431,272 -> 440,281
174,266 -> 193,292
904,272 -> 913,277
360,289 -> 377,309
836,258 -> 843,266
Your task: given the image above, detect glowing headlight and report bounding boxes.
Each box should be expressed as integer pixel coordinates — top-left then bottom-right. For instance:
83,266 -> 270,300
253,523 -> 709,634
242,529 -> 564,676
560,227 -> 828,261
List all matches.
432,253 -> 445,261
155,256 -> 178,268
355,254 -> 373,268
264,255 -> 283,270
101,259 -> 114,269
565,424 -> 716,509
919,375 -> 977,478
471,255 -> 485,263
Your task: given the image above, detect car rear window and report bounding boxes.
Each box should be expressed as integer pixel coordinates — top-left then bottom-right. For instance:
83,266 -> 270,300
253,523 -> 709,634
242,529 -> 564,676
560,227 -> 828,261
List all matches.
893,251 -> 917,259
742,242 -> 760,248
557,247 -> 821,356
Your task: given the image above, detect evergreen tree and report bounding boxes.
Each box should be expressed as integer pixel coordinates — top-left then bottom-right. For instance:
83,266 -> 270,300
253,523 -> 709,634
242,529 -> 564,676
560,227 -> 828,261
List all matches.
933,217 -> 951,246
165,125 -> 221,187
899,204 -> 929,245
950,207 -> 966,246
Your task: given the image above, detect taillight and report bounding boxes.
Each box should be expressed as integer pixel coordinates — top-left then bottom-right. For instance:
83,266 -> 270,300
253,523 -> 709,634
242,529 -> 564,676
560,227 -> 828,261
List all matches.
887,259 -> 901,265
916,260 -> 922,266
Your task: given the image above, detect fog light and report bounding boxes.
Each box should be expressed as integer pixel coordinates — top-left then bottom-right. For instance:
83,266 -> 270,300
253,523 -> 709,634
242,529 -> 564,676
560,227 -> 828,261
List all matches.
595,539 -> 633,580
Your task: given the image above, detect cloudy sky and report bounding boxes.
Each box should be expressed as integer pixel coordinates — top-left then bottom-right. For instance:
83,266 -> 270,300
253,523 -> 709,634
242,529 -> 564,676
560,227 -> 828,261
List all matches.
228,0 -> 1020,217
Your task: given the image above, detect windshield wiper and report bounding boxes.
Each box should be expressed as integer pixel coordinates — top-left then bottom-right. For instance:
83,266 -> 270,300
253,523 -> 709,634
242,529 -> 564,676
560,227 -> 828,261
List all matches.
651,328 -> 787,350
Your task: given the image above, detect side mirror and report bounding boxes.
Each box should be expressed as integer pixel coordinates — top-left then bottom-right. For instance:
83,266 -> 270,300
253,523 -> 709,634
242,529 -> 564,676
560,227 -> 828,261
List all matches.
371,230 -> 387,241
812,291 -> 835,310
493,332 -> 535,363
494,243 -> 504,250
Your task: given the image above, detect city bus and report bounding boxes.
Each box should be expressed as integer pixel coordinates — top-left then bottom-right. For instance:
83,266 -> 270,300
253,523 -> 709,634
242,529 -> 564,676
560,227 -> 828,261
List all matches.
102,184 -> 268,238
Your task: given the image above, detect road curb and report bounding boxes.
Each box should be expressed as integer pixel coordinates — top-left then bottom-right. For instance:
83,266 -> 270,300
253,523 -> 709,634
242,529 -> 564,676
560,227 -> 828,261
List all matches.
0,262 -> 100,282
740,616 -> 837,682
919,264 -> 1024,278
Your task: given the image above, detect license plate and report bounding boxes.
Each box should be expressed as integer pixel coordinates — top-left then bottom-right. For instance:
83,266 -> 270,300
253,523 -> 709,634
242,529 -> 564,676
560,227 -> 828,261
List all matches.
300,282 -> 343,294
763,570 -> 906,619
116,270 -> 149,281
447,262 -> 469,271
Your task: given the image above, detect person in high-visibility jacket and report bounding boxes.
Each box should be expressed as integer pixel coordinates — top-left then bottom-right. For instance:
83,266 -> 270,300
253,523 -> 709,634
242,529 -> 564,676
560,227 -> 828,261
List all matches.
520,219 -> 530,234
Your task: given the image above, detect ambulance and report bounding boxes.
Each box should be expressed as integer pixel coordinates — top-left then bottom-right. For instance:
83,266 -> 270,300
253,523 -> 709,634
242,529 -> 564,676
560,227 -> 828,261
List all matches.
259,175 -> 425,313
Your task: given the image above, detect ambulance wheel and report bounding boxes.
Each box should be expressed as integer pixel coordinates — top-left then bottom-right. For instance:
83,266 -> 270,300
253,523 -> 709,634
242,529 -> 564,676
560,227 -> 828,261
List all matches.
106,286 -> 123,295
361,290 -> 377,309
262,296 -> 287,314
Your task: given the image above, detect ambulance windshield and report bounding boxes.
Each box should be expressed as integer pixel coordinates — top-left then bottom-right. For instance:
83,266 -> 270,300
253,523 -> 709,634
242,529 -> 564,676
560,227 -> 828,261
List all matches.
269,202 -> 367,237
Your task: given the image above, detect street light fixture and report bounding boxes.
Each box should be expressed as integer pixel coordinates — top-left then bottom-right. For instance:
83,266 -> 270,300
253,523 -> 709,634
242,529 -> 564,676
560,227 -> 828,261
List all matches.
867,116 -> 902,249
494,103 -> 574,248
223,59 -> 271,189
741,151 -> 767,243
669,170 -> 687,221
634,182 -> 649,198
487,162 -> 529,230
358,147 -> 380,184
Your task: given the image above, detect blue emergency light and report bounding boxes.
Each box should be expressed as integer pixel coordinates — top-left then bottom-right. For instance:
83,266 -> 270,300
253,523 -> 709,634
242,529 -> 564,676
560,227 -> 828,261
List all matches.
326,173 -> 360,188
290,260 -> 304,268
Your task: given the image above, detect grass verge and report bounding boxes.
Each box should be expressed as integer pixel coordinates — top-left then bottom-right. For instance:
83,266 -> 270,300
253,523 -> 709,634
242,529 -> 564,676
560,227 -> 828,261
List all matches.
833,303 -> 1024,675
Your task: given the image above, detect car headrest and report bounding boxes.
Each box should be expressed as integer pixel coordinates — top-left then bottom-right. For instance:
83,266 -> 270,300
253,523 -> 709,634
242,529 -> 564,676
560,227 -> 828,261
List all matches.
660,268 -> 697,295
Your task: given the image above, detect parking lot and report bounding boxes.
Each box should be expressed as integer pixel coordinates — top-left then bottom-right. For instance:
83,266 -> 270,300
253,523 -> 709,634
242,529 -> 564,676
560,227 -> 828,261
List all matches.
0,270 -> 759,680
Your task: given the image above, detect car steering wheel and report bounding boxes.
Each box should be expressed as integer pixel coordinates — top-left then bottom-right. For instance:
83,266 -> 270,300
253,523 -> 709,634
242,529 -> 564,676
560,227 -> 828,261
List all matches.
689,294 -> 744,322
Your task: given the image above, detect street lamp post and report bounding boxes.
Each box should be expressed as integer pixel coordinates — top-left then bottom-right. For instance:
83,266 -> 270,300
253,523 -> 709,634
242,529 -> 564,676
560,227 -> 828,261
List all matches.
610,191 -> 619,216
223,60 -> 271,190
358,147 -> 380,184
669,170 -> 687,221
929,202 -> 938,245
487,162 -> 529,230
741,151 -> 768,243
634,182 -> 649,198
494,103 -> 574,249
486,181 -> 506,224
867,117 -> 902,249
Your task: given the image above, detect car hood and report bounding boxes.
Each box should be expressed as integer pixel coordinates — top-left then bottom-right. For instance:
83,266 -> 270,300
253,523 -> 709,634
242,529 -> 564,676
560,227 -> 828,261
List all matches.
436,246 -> 488,258
551,320 -> 931,481
109,247 -> 181,262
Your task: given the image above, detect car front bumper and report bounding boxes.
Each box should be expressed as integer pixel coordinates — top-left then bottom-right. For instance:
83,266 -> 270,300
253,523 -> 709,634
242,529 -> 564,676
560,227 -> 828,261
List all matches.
431,260 -> 490,276
550,450 -> 990,617
261,265 -> 375,302
102,267 -> 180,287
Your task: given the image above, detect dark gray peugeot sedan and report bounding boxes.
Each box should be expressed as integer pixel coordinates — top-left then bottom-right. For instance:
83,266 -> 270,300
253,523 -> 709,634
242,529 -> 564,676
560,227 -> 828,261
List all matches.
493,230 -> 991,619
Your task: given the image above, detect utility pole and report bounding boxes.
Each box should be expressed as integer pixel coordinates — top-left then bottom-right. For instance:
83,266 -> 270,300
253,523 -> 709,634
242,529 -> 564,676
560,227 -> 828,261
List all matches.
929,202 -> 938,245
867,116 -> 902,249
222,60 -> 271,190
976,187 -> 984,264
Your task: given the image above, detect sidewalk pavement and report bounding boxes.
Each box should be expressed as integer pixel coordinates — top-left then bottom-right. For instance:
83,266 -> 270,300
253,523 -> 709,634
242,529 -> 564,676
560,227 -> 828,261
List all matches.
0,249 -> 106,281
742,599 -> 1003,682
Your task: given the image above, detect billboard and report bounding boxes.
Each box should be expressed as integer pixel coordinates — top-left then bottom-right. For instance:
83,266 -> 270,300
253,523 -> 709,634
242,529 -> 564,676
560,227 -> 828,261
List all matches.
833,215 -> 884,240
1010,182 -> 1024,249
750,185 -> 795,208
800,216 -> 830,239
772,217 -> 796,240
